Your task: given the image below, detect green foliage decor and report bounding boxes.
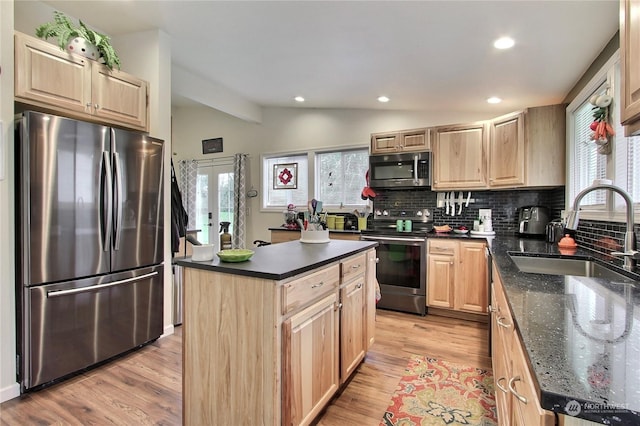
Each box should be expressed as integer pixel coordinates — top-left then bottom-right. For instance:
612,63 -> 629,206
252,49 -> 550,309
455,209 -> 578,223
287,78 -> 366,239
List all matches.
35,11 -> 121,70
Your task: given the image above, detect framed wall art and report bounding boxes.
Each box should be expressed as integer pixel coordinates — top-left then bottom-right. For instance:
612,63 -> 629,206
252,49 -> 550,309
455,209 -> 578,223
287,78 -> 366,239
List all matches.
273,163 -> 298,189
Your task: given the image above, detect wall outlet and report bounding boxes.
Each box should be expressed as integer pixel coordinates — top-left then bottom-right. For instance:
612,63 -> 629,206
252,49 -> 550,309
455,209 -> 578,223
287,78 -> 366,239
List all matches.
479,209 -> 492,220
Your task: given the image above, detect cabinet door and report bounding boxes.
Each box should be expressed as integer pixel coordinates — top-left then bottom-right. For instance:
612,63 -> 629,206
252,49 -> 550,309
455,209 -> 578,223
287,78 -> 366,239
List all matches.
340,276 -> 366,383
432,122 -> 488,190
400,128 -> 429,152
489,112 -> 525,188
456,241 -> 488,313
370,132 -> 400,154
282,293 -> 339,426
491,283 -> 512,425
510,332 -> 555,426
92,66 -> 149,131
365,249 -> 376,349
14,32 -> 92,114
620,0 -> 640,131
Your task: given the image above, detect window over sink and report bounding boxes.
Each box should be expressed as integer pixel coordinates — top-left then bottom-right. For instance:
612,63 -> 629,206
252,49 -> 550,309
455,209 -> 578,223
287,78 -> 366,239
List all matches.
568,50 -> 640,219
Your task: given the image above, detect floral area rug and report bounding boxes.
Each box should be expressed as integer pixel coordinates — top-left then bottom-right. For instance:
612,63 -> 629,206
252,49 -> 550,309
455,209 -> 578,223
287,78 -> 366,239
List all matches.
380,356 -> 497,426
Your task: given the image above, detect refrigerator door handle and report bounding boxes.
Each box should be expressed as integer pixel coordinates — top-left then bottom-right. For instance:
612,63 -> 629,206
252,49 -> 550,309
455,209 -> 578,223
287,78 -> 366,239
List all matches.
47,271 -> 159,298
113,146 -> 124,251
102,151 -> 113,252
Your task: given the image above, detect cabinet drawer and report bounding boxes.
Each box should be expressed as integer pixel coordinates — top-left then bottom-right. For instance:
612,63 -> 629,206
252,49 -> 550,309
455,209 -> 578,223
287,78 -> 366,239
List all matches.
282,264 -> 340,314
428,239 -> 457,255
341,253 -> 366,282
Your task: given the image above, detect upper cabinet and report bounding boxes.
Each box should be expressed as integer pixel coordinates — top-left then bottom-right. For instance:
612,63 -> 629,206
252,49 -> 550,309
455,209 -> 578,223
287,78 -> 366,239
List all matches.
370,127 -> 430,154
488,111 -> 525,188
14,31 -> 149,132
432,104 -> 565,191
620,0 -> 640,136
432,122 -> 488,190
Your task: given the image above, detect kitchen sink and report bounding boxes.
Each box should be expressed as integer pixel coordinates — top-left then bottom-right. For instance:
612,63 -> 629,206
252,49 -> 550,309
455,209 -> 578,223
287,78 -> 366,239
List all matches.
508,254 -> 637,282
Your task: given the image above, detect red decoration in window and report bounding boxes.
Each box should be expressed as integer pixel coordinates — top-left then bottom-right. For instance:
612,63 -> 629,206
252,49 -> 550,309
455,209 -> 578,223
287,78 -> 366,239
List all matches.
278,168 -> 293,185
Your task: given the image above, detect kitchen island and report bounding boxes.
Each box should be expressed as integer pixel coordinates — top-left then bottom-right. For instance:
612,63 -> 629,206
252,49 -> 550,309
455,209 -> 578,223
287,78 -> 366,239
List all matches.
489,237 -> 639,425
175,240 -> 377,426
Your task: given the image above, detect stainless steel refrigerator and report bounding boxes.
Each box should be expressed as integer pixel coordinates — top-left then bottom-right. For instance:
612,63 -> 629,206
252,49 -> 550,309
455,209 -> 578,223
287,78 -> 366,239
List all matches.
16,111 -> 164,391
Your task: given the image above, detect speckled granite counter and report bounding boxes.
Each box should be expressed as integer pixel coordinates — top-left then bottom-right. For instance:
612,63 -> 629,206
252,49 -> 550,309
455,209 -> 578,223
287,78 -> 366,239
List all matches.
175,239 -> 377,280
489,236 -> 640,424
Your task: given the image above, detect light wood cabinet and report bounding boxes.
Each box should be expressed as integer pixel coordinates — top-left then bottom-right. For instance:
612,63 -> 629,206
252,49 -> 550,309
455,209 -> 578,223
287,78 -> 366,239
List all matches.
427,240 -> 457,309
456,241 -> 489,313
491,264 -> 554,426
620,0 -> 640,135
365,250 -> 377,349
182,246 -> 376,426
14,31 -> 149,131
427,239 -> 488,314
270,229 -> 360,244
283,293 -> 340,426
489,111 -> 525,188
339,275 -> 366,383
370,127 -> 430,154
432,104 -> 565,190
432,122 -> 488,190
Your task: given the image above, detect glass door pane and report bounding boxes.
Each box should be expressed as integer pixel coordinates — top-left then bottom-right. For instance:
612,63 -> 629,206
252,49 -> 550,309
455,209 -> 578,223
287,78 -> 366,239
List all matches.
195,164 -> 234,245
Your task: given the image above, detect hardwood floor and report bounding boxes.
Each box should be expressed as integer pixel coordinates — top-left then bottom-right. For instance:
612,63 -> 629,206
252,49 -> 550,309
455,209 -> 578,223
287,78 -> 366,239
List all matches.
0,309 -> 489,425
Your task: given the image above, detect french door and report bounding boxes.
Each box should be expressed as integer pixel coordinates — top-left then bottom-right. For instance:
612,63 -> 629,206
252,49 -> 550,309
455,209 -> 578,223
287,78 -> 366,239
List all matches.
194,163 -> 234,244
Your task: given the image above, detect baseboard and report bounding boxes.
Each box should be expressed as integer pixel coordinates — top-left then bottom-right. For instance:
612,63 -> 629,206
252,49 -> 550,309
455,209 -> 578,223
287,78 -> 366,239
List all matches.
161,324 -> 175,338
428,307 -> 489,323
0,382 -> 20,403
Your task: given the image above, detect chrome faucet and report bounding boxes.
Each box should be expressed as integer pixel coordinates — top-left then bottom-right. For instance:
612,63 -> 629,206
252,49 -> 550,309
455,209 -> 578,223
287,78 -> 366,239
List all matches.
565,180 -> 638,271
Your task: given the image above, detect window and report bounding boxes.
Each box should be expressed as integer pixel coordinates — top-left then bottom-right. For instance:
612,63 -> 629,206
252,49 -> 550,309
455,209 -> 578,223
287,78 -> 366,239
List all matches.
567,51 -> 640,217
262,147 -> 369,211
316,148 -> 369,208
262,154 -> 309,209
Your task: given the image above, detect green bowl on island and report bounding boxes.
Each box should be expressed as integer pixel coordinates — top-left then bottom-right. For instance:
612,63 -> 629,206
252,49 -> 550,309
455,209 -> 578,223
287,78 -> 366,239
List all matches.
216,249 -> 255,262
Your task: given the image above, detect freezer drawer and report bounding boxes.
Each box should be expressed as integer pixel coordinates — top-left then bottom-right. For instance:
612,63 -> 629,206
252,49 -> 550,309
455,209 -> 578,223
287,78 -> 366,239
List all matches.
21,265 -> 163,390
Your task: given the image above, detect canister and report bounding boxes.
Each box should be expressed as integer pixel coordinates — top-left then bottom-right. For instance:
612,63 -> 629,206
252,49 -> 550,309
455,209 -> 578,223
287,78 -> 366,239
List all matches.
404,220 -> 412,232
396,219 -> 404,232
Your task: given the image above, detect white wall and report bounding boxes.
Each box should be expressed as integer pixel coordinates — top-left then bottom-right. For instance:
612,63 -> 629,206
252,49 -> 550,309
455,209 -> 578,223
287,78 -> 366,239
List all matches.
0,0 -> 18,404
171,105 -> 489,244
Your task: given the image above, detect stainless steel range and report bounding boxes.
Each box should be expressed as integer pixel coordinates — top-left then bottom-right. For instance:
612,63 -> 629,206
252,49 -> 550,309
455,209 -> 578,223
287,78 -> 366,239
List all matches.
361,211 -> 432,315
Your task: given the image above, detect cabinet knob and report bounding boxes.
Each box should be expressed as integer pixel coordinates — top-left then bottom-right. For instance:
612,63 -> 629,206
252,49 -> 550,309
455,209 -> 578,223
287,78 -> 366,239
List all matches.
335,302 -> 343,311
86,102 -> 92,108
94,104 -> 100,110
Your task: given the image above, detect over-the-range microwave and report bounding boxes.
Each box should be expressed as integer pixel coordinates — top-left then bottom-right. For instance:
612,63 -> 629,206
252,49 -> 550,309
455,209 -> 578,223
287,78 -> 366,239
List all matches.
369,151 -> 431,188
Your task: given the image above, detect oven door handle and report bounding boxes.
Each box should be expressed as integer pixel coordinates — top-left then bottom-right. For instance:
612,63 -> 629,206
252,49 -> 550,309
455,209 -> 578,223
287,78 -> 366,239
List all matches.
414,154 -> 419,184
361,235 -> 426,243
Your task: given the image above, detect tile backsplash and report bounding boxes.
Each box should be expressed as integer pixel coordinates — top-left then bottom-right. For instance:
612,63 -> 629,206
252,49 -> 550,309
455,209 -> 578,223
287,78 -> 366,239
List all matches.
371,186 -> 638,269
371,187 -> 565,235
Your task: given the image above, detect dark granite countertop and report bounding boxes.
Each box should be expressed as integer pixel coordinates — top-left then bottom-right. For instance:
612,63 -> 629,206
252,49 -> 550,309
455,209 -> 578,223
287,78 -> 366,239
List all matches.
489,236 -> 639,424
175,239 -> 377,280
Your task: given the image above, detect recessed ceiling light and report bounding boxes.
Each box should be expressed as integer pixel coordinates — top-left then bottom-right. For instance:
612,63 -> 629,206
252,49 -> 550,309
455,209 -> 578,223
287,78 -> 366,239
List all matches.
294,96 -> 305,102
494,37 -> 515,50
487,97 -> 502,104
378,96 -> 390,103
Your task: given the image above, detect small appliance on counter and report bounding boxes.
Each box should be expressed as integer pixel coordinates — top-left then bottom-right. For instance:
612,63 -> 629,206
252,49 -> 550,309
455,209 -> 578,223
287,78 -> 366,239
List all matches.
518,206 -> 550,237
546,219 -> 565,243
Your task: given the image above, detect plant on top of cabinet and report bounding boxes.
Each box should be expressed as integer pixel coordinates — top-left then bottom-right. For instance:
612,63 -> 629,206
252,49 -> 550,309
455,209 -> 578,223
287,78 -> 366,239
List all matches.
35,11 -> 121,70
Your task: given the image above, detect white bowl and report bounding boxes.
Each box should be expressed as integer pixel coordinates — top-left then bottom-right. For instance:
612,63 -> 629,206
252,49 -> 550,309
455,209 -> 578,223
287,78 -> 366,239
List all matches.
191,244 -> 215,261
300,230 -> 330,243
